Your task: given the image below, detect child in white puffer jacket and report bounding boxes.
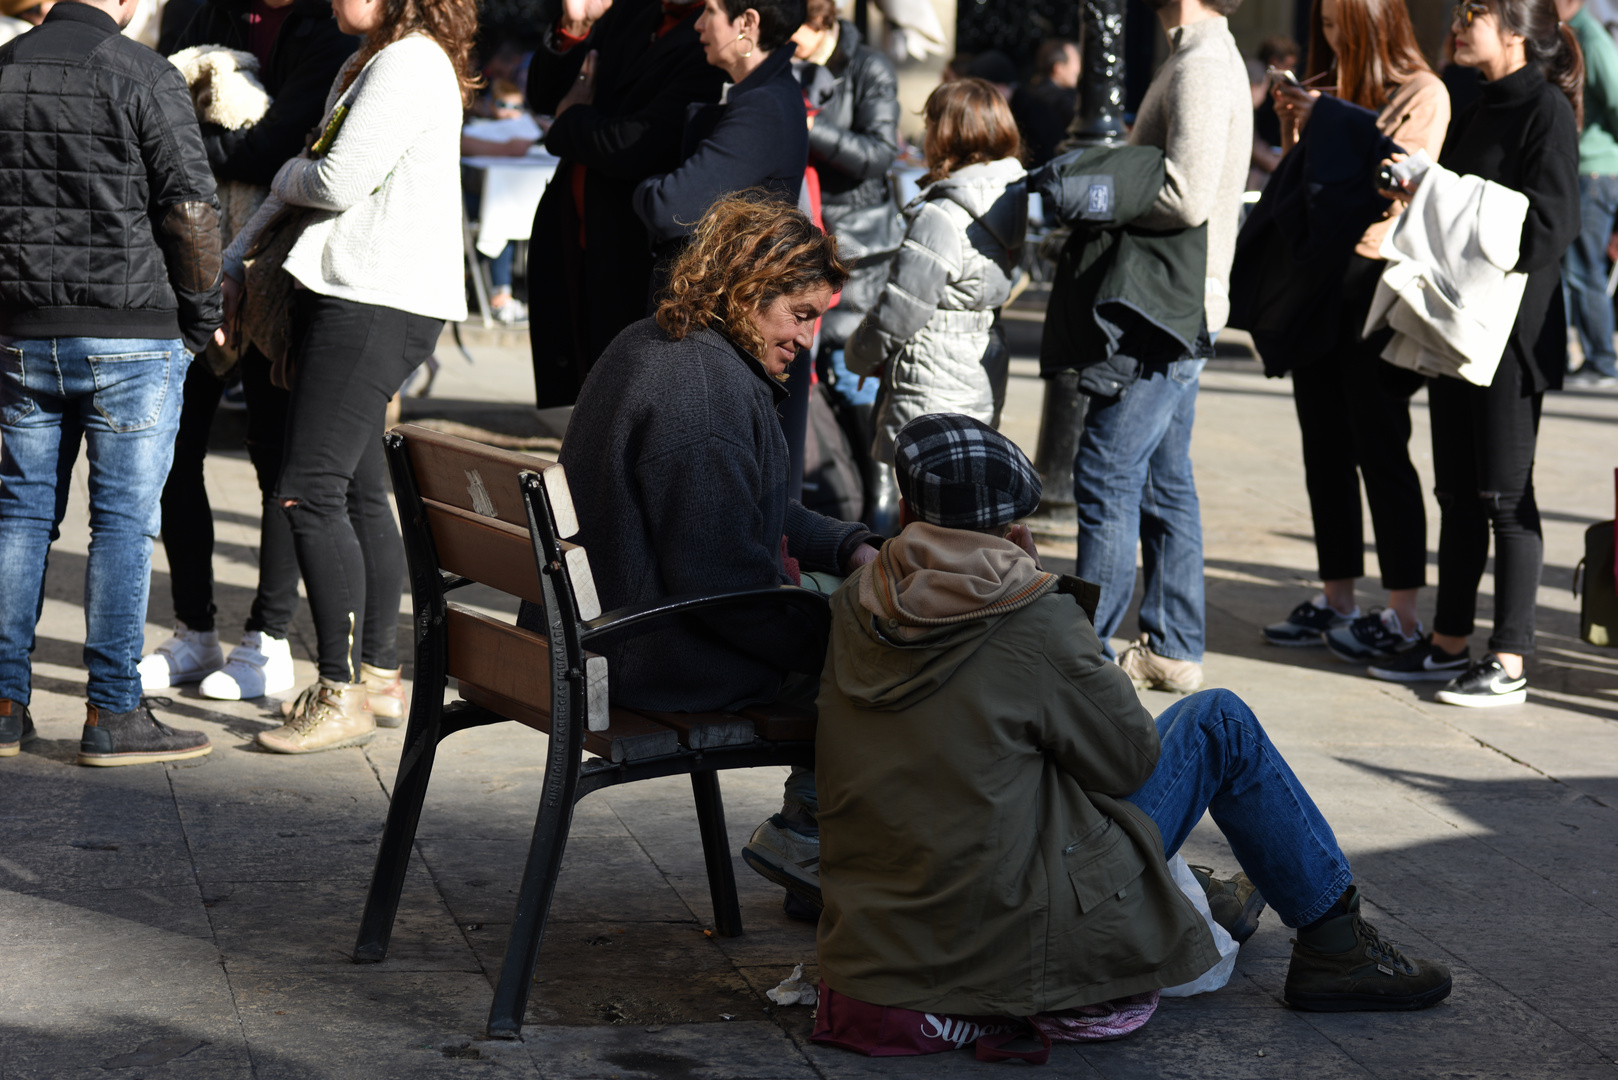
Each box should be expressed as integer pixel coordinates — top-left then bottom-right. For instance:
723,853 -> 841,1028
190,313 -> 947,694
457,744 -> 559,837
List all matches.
845,77 -> 1028,468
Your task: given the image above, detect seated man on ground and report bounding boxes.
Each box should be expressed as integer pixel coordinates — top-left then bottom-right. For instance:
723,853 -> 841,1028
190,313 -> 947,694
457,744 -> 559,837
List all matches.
812,413 -> 1452,1029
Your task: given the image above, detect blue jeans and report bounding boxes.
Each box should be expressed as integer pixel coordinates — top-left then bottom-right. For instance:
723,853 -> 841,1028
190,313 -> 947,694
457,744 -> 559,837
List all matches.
1074,358 -> 1206,661
824,347 -> 879,408
0,337 -> 188,713
1563,173 -> 1618,378
1125,689 -> 1353,928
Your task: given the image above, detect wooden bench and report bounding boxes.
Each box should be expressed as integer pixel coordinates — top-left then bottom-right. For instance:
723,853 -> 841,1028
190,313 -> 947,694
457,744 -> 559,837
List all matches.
351,424 -> 826,1039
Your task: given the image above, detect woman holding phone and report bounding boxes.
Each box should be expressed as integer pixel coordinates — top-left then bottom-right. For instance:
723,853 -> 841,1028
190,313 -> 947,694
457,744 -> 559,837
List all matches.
1260,0 -> 1450,665
1367,0 -> 1580,704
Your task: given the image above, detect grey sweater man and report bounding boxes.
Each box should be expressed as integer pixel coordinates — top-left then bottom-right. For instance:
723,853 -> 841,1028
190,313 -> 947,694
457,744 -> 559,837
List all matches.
1129,15 -> 1252,332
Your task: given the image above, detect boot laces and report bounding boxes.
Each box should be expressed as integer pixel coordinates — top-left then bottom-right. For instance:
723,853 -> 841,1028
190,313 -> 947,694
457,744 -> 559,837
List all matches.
1357,917 -> 1417,975
286,685 -> 336,736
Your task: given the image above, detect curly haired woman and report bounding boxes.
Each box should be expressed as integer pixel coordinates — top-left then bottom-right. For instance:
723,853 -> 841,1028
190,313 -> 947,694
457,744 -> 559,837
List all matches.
221,0 -> 477,753
546,192 -> 878,916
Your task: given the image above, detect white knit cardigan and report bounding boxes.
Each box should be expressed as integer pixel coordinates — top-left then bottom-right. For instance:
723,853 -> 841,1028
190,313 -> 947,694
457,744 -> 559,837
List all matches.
224,34 -> 467,322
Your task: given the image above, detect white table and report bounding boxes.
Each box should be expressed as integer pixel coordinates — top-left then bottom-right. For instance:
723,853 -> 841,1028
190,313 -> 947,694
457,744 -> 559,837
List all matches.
461,148 -> 559,324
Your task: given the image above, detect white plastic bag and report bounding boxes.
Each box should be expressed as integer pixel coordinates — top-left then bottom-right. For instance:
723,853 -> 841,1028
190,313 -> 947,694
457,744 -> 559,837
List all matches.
1159,854 -> 1239,997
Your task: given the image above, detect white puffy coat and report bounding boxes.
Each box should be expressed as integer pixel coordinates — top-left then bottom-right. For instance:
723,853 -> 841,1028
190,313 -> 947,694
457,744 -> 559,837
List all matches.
846,157 -> 1027,464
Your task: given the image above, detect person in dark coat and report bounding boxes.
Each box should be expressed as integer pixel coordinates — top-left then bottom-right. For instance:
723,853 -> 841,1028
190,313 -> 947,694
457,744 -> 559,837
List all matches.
136,0 -> 356,701
1011,37 -> 1079,169
524,0 -> 724,408
1370,0 -> 1581,708
632,0 -> 811,275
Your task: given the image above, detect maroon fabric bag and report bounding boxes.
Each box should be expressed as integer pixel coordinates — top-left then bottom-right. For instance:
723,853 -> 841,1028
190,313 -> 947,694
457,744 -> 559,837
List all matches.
810,982 -> 1160,1064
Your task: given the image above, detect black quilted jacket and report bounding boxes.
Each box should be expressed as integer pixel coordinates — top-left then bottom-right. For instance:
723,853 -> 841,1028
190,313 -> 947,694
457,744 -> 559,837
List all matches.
0,3 -> 223,353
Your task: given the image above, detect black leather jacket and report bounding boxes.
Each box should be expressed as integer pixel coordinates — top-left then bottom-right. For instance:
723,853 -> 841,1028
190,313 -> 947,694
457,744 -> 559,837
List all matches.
169,0 -> 357,186
0,4 -> 223,352
799,21 -> 902,342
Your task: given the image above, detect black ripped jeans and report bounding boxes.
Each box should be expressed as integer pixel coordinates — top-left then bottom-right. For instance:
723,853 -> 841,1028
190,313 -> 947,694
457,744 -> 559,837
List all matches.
1427,355 -> 1543,655
159,348 -> 299,637
278,291 -> 440,682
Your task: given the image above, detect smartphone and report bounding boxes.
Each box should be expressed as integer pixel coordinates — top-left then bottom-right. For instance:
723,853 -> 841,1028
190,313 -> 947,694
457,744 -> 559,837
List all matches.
1267,66 -> 1303,89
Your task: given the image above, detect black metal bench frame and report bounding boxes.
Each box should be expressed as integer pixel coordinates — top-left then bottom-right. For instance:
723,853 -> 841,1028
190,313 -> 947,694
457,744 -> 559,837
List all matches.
353,428 -> 827,1038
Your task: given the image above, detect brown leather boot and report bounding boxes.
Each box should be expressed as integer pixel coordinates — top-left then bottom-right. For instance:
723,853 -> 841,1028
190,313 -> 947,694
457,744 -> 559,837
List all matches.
359,663 -> 406,728
258,678 -> 374,754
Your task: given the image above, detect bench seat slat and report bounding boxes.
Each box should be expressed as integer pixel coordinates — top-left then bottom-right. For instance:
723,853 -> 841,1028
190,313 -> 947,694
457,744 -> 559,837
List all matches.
458,682 -> 679,763
736,703 -> 817,743
425,501 -> 601,619
397,422 -> 578,539
628,710 -> 756,750
445,604 -> 610,731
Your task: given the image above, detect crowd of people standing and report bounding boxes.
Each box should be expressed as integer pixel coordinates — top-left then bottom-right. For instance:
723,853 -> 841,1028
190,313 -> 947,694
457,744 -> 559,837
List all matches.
0,0 -> 1603,919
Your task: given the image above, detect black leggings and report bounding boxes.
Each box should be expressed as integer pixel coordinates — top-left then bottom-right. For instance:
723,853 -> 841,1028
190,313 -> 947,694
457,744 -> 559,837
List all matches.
1289,255 -> 1428,590
1428,355 -> 1543,655
158,348 -> 299,636
278,292 -> 440,682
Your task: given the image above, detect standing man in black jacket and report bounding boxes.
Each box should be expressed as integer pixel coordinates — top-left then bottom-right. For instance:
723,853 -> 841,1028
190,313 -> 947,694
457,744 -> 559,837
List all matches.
135,0 -> 354,700
0,0 -> 223,765
525,0 -> 724,408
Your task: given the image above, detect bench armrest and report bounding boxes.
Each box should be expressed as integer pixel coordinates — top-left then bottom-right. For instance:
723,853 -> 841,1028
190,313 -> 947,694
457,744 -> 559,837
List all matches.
579,586 -> 831,649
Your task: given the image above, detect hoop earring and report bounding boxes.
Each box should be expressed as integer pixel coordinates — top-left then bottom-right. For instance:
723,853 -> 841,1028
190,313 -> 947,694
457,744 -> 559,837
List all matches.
737,33 -> 754,59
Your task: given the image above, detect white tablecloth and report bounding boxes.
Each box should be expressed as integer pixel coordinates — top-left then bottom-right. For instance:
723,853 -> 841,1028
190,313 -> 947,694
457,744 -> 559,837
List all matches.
463,151 -> 559,258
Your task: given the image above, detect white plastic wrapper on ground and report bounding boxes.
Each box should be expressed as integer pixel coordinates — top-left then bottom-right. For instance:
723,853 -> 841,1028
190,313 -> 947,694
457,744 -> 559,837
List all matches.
1160,853 -> 1239,997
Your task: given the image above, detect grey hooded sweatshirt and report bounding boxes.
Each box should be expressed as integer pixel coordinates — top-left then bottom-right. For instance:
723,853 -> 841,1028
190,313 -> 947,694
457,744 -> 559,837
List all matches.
845,156 -> 1027,464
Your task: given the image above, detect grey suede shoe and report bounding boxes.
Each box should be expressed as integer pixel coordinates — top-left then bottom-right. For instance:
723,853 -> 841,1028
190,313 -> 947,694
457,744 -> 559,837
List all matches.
78,701 -> 212,767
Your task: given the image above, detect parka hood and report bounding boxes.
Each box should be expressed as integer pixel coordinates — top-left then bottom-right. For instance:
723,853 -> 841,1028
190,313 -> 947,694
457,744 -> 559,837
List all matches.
834,522 -> 1056,710
920,156 -> 1028,253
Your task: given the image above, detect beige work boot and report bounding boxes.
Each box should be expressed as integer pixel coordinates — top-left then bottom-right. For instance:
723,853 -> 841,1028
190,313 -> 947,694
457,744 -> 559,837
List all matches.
1117,634 -> 1204,694
258,677 -> 374,754
360,663 -> 406,728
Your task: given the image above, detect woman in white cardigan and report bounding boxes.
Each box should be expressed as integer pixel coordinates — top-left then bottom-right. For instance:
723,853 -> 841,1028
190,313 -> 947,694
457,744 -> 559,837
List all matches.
220,0 -> 475,753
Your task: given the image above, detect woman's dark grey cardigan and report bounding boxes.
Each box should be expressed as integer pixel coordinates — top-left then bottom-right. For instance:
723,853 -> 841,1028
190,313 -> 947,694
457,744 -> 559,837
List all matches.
556,318 -> 872,712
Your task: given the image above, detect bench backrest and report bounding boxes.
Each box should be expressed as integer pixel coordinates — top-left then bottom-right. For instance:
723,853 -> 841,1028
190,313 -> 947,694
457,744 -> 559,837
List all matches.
387,423 -> 610,732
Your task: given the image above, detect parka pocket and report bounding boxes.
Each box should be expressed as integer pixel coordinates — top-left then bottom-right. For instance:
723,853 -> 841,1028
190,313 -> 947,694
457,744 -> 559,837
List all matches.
1064,820 -> 1146,914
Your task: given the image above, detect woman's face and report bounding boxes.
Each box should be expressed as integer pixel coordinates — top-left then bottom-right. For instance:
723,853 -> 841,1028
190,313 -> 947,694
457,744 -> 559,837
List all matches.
332,0 -> 384,37
750,284 -> 834,378
696,0 -> 757,71
1319,0 -> 1341,57
1451,2 -> 1517,72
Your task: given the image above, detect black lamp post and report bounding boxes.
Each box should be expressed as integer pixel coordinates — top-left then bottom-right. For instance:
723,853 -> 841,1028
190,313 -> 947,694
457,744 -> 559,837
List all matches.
1026,0 -> 1128,540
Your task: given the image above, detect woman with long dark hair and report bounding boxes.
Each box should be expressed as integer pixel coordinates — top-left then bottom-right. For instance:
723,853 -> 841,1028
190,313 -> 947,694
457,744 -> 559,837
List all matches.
221,0 -> 478,752
1369,0 -> 1581,703
1261,0 -> 1449,659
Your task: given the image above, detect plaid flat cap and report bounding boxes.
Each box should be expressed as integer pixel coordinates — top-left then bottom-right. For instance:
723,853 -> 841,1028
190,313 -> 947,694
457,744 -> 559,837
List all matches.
893,414 -> 1042,530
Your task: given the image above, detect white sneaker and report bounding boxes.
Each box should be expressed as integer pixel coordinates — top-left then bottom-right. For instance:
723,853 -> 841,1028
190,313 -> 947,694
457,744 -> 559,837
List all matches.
138,623 -> 224,690
199,631 -> 295,700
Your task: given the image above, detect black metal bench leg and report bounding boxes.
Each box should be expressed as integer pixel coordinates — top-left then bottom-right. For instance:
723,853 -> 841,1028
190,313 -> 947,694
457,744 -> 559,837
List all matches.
486,761 -> 579,1037
691,770 -> 744,937
354,701 -> 446,962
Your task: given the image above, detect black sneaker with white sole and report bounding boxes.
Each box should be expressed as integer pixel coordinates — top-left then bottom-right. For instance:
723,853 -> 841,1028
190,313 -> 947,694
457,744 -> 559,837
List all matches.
1434,654 -> 1527,708
1324,608 -> 1421,663
1367,640 -> 1470,682
1263,595 -> 1358,647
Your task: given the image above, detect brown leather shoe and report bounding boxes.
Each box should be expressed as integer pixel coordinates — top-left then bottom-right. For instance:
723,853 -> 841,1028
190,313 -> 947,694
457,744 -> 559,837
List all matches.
359,663 -> 406,728
258,678 -> 374,754
78,702 -> 211,766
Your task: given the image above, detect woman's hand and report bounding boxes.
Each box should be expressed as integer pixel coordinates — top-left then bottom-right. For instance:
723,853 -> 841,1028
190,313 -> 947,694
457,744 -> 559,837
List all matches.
555,50 -> 598,120
214,272 -> 244,348
1272,83 -> 1319,153
1377,152 -> 1418,205
560,0 -> 611,38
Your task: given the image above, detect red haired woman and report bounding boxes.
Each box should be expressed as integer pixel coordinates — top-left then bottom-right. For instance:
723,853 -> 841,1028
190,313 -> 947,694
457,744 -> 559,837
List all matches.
1262,0 -> 1450,662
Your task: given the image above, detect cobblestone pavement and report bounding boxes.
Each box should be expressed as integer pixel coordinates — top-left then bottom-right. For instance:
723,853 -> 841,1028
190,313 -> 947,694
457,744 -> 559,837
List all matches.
3,318 -> 1617,1079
